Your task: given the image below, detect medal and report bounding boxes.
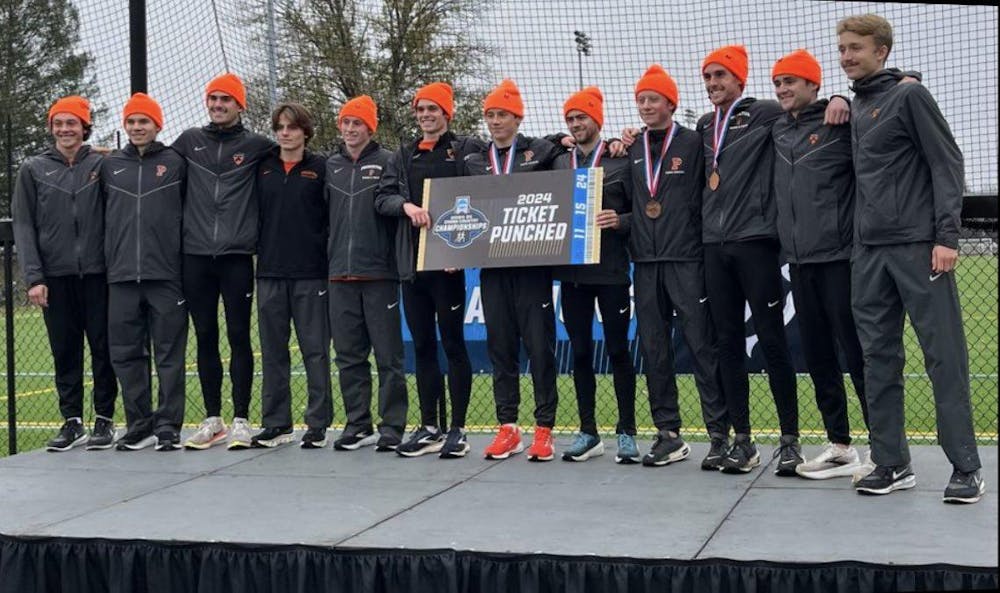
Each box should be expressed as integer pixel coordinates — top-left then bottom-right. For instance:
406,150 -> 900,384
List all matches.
488,138 -> 517,175
645,200 -> 662,219
710,98 -> 743,189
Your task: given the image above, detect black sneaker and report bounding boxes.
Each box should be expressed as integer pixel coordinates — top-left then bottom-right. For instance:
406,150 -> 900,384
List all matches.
397,427 -> 444,457
251,426 -> 294,448
943,468 -> 986,504
300,427 -> 328,449
772,434 -> 803,477
46,418 -> 88,452
701,436 -> 729,471
375,432 -> 402,452
720,434 -> 760,474
116,426 -> 157,451
439,427 -> 471,459
333,429 -> 378,451
155,430 -> 181,451
642,430 -> 690,467
86,417 -> 117,450
854,464 -> 916,495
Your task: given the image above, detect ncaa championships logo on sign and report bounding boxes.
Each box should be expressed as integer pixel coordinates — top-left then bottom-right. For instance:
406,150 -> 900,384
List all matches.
432,196 -> 490,249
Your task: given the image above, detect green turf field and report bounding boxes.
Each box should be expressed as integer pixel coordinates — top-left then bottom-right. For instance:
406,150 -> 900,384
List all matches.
2,256 -> 996,455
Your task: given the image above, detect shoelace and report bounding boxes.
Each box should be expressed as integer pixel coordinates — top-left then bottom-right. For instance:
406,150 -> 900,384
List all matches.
772,442 -> 797,461
617,434 -> 635,454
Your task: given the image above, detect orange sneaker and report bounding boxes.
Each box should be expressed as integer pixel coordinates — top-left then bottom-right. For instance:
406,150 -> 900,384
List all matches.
527,426 -> 554,462
484,424 -> 523,459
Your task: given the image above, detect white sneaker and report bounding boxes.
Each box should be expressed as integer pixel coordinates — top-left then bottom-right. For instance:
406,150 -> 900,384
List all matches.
851,449 -> 876,485
228,417 -> 253,450
183,417 -> 228,450
795,443 -> 861,479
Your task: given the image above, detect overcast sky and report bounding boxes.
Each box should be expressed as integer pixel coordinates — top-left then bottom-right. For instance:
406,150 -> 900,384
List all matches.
73,0 -> 997,193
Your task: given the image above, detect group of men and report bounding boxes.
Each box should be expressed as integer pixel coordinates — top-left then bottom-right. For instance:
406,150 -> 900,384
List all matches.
12,13 -> 984,504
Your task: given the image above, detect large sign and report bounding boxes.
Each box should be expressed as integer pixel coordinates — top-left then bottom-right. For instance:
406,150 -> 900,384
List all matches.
417,168 -> 604,271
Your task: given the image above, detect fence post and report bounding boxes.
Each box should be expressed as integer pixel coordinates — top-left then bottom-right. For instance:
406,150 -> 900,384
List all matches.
2,218 -> 16,455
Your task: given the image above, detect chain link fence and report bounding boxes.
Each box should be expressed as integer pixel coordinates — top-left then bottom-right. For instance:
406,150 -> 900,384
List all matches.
1,0 -> 997,455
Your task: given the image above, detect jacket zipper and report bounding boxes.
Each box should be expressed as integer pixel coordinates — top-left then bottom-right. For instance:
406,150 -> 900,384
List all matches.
346,161 -> 356,276
788,122 -> 799,261
137,157 -> 144,282
69,160 -> 82,277
212,141 -> 222,254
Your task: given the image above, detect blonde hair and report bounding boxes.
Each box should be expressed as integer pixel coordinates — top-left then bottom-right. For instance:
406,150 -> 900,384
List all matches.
837,14 -> 894,59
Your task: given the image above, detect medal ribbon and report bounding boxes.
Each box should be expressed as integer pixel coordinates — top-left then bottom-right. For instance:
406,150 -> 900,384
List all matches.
489,138 -> 517,175
570,139 -> 605,169
712,98 -> 743,169
643,123 -> 679,197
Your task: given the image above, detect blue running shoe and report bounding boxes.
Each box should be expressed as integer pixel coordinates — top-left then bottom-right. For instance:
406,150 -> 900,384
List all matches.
562,432 -> 604,462
615,433 -> 640,464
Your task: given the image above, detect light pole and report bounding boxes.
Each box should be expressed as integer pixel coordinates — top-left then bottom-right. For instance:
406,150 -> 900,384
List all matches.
573,30 -> 591,90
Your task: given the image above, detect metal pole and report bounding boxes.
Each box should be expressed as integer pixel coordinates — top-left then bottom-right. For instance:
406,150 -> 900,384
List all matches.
4,113 -> 16,455
266,0 -> 279,109
129,0 -> 147,94
577,52 -> 583,90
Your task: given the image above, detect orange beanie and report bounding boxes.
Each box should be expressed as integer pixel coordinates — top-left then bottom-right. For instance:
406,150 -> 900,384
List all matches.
123,92 -> 164,129
563,86 -> 604,129
48,95 -> 91,126
772,49 -> 822,88
702,45 -> 749,85
634,65 -> 679,107
205,73 -> 247,109
339,95 -> 379,133
413,82 -> 454,120
482,79 -> 524,118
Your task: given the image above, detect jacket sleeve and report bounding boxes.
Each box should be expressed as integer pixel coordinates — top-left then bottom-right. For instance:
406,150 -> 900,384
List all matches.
902,85 -> 964,249
613,161 -> 633,236
374,149 -> 409,216
11,161 -> 45,286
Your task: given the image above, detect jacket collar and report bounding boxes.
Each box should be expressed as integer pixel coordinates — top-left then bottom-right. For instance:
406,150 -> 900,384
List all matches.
851,68 -> 905,96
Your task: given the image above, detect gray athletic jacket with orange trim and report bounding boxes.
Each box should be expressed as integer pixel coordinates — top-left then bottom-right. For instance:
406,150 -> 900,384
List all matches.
850,69 -> 964,249
171,122 -> 273,256
697,97 -> 783,244
12,145 -> 106,286
101,141 -> 185,283
771,99 -> 854,264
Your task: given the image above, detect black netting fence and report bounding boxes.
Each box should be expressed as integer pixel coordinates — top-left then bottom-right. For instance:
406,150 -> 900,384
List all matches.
1,0 -> 997,454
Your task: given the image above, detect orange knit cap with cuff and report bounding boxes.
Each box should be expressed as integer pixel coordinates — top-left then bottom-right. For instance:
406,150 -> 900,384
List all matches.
413,82 -> 454,120
48,95 -> 92,126
772,49 -> 822,89
205,73 -> 247,109
563,86 -> 604,129
123,92 -> 164,129
634,65 -> 679,107
483,79 -> 524,118
702,45 -> 749,85
339,95 -> 379,133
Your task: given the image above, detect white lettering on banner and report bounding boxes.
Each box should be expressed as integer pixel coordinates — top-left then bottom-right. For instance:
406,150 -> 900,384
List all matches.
489,222 -> 568,243
500,204 -> 559,224
465,286 -> 485,324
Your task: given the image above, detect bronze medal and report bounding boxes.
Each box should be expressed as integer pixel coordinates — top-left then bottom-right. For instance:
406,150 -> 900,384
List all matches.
708,170 -> 721,191
645,200 -> 662,219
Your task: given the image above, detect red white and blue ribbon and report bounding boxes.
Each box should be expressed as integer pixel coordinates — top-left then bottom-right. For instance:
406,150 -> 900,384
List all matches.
711,98 -> 743,170
570,139 -> 605,169
643,124 -> 678,197
489,139 -> 517,175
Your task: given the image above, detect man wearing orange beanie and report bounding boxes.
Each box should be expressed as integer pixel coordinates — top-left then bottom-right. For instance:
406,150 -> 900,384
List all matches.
768,50 -> 870,482
547,86 -> 637,464
325,95 -> 409,452
102,93 -> 188,451
12,95 -> 118,452
696,46 -> 849,476
461,79 -> 561,462
375,82 -> 484,459
173,72 -> 274,451
614,65 -> 733,470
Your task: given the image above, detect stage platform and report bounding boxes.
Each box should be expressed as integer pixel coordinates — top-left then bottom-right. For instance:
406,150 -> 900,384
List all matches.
1,434 -> 997,593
